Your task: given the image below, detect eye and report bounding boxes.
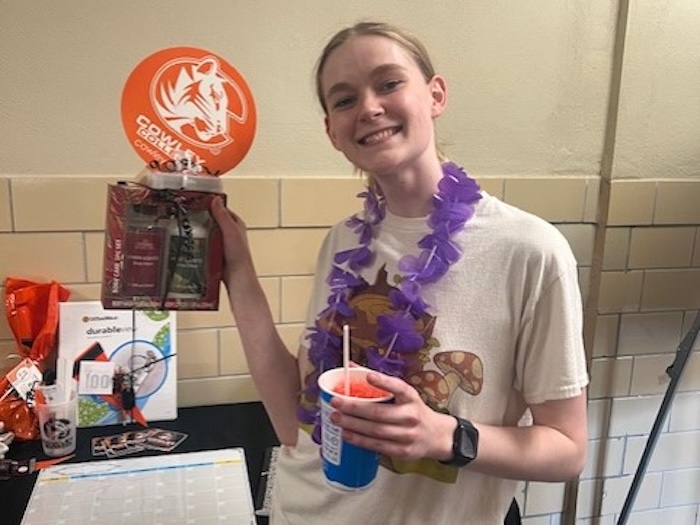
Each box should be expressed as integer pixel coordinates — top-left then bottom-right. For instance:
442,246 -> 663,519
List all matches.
379,79 -> 403,92
331,96 -> 355,110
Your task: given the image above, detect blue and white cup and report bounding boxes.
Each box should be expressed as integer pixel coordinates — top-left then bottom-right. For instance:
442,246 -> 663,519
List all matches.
318,367 -> 393,491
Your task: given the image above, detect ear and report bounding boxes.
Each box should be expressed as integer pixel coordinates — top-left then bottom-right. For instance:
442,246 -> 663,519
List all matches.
325,116 -> 342,151
429,75 -> 447,118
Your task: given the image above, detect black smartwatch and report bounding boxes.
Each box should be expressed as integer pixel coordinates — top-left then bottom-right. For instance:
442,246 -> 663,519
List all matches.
440,416 -> 479,467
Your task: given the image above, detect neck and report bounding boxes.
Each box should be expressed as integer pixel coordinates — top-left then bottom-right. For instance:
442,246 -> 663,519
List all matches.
373,163 -> 444,218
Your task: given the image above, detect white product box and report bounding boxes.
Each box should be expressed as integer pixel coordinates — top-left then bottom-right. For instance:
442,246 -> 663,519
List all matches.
58,301 -> 177,427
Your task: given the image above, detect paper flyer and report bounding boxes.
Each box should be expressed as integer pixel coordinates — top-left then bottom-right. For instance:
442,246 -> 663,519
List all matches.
58,301 -> 177,427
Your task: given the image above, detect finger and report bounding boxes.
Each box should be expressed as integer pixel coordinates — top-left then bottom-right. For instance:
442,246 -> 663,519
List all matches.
365,372 -> 416,403
332,390 -> 403,428
333,406 -> 415,452
330,405 -> 394,438
331,373 -> 411,416
211,197 -> 244,228
210,196 -> 229,223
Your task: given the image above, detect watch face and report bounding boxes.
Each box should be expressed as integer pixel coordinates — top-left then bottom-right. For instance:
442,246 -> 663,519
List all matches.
455,418 -> 479,464
439,417 -> 479,467
458,423 -> 477,460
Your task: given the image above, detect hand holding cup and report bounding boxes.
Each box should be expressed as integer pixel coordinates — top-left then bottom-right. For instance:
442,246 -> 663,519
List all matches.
318,367 -> 393,491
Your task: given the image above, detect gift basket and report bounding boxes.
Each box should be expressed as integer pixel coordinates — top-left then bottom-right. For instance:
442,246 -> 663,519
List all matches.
102,46 -> 256,311
101,166 -> 227,310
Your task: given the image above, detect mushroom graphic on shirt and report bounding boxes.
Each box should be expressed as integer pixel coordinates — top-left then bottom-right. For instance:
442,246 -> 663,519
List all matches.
383,354 -> 483,482
406,370 -> 452,411
340,265 -> 436,367
433,351 -> 484,398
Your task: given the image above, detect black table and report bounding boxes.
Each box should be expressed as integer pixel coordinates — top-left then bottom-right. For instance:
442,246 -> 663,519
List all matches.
1,402 -> 279,525
3,402 -> 521,524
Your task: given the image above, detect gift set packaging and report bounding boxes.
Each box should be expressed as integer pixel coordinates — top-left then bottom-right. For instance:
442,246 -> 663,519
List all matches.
101,173 -> 226,311
58,301 -> 177,428
103,45 -> 257,312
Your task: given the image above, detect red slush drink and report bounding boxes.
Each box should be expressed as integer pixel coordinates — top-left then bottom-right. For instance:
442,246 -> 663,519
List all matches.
332,378 -> 390,398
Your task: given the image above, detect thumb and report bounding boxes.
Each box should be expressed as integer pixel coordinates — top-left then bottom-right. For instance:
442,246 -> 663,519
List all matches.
210,196 -> 240,231
210,196 -> 227,222
366,371 -> 409,401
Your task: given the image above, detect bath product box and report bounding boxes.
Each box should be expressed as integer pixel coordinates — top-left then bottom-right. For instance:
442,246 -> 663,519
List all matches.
58,301 -> 177,428
101,179 -> 225,311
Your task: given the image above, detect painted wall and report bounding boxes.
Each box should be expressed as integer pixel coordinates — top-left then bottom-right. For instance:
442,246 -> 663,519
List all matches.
1,1 -> 617,177
612,0 -> 700,180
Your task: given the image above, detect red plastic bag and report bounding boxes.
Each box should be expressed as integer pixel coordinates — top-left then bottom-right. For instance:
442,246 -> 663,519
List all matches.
1,278 -> 70,440
0,376 -> 40,440
5,278 -> 70,362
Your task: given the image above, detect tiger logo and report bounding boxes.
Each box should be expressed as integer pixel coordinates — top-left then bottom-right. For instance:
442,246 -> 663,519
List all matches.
43,417 -> 72,440
151,55 -> 251,150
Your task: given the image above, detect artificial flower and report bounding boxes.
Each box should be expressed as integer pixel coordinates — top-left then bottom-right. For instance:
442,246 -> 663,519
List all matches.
300,162 -> 481,443
366,346 -> 407,376
377,313 -> 425,352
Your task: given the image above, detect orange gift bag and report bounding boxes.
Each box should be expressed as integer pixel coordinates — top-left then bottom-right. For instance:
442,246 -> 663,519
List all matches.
1,278 -> 70,440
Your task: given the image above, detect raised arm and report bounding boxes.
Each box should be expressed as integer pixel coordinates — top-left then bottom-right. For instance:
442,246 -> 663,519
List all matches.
211,197 -> 301,445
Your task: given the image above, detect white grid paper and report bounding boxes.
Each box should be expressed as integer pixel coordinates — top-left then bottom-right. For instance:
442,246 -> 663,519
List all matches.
21,448 -> 256,525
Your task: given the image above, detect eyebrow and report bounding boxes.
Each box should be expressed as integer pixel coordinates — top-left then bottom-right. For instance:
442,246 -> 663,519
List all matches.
325,63 -> 408,101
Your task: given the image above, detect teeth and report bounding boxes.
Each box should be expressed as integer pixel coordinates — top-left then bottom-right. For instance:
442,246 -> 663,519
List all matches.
361,128 -> 397,145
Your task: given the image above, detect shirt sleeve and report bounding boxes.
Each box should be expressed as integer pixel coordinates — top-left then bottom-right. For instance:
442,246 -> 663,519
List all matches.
514,247 -> 590,405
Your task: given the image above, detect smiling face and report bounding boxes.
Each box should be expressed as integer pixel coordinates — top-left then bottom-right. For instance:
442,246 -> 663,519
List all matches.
319,34 -> 447,177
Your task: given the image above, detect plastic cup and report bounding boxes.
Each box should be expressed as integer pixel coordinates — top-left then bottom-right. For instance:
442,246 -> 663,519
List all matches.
35,387 -> 77,458
318,367 -> 393,491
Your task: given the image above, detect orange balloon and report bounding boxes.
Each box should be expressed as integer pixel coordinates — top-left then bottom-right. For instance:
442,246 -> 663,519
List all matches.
121,46 -> 257,176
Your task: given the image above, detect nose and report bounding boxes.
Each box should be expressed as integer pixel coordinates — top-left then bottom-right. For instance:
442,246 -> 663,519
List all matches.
358,91 -> 384,121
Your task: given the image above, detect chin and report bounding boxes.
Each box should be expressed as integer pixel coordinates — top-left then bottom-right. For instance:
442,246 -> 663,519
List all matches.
348,153 -> 402,177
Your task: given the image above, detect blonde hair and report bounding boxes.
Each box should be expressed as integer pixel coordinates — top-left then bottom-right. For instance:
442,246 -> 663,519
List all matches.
315,21 -> 447,176
315,21 -> 436,114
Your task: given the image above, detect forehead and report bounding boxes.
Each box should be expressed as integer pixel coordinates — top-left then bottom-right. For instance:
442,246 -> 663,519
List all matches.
320,34 -> 418,88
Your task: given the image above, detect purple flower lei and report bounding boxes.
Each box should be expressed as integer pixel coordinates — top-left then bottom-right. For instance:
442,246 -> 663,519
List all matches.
297,162 -> 482,443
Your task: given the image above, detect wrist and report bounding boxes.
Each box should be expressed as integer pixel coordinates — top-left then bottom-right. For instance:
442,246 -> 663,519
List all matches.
436,412 -> 459,462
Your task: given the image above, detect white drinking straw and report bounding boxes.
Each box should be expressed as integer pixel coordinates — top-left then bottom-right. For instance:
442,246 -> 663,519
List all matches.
343,324 -> 350,396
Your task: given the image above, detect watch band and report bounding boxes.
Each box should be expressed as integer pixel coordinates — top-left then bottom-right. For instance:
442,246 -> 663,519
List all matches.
439,416 -> 479,467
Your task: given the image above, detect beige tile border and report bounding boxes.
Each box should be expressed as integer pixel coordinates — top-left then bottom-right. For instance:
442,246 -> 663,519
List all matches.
12,176 -> 121,232
608,180 -> 656,226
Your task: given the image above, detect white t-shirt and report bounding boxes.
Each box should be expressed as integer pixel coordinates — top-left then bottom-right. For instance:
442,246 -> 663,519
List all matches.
271,193 -> 589,525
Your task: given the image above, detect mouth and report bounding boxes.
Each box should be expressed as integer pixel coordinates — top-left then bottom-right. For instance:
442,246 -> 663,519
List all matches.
357,126 -> 402,146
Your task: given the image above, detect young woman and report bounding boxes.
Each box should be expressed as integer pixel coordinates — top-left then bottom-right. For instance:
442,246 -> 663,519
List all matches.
211,21 -> 588,525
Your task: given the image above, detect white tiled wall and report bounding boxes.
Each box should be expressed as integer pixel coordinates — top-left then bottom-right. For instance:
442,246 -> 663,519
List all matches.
586,178 -> 700,524
1,174 -> 699,524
